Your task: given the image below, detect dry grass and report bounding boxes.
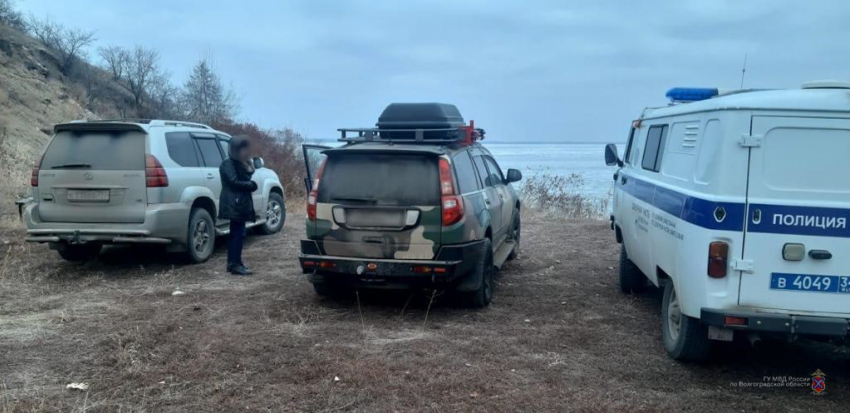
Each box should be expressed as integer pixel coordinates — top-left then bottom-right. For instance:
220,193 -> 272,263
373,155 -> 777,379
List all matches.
520,172 -> 610,220
0,217 -> 848,412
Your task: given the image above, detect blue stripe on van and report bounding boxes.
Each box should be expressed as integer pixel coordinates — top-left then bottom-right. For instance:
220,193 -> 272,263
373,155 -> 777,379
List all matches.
748,203 -> 850,238
619,174 -> 746,232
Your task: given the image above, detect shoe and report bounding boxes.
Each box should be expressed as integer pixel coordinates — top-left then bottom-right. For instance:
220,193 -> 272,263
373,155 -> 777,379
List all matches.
229,265 -> 252,276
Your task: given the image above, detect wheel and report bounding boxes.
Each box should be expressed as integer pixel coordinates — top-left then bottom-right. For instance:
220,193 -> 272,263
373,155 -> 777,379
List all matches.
258,192 -> 285,235
460,238 -> 494,308
618,245 -> 646,293
186,208 -> 215,264
661,280 -> 712,361
507,210 -> 520,261
57,244 -> 102,262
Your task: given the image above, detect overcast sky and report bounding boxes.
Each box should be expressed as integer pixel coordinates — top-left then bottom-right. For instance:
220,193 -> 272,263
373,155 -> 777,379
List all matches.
19,0 -> 850,142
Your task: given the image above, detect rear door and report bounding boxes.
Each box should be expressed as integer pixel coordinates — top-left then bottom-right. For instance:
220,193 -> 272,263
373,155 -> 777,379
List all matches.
483,155 -> 512,245
311,151 -> 443,260
471,152 -> 503,240
194,134 -> 225,217
38,126 -> 147,223
740,116 -> 850,314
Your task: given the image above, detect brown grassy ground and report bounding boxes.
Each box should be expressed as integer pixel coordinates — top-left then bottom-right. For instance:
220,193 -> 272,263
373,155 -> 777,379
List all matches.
0,215 -> 848,412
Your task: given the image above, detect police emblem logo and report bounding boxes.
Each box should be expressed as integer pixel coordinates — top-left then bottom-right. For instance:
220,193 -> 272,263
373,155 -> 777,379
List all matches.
811,369 -> 826,395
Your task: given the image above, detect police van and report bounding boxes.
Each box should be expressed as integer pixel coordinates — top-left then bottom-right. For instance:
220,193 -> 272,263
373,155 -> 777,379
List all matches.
605,82 -> 850,361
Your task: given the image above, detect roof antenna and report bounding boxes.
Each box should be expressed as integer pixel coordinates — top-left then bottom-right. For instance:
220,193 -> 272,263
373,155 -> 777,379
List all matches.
739,53 -> 748,89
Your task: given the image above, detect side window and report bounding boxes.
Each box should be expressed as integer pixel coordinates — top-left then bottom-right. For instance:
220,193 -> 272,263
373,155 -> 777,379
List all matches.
218,139 -> 230,159
483,156 -> 505,186
165,132 -> 200,167
623,127 -> 636,166
452,151 -> 480,193
641,125 -> 668,172
472,155 -> 490,187
196,138 -> 224,168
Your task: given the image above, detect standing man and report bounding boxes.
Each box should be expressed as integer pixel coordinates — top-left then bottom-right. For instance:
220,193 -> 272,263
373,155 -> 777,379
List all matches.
219,136 -> 258,275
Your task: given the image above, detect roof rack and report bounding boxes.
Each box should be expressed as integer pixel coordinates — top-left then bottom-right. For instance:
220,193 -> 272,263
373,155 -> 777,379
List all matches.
338,122 -> 485,145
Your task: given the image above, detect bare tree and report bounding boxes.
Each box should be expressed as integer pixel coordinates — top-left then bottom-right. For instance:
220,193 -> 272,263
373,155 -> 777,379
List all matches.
98,45 -> 129,81
181,58 -> 237,124
123,46 -> 160,110
148,71 -> 181,118
26,15 -> 95,74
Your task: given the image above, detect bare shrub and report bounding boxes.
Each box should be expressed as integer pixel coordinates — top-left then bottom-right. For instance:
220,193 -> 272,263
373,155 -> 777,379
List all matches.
0,0 -> 25,30
26,15 -> 95,74
520,172 -> 609,220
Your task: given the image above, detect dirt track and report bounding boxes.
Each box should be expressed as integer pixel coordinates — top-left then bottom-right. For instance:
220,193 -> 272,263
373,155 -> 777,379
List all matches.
1,214 -> 848,412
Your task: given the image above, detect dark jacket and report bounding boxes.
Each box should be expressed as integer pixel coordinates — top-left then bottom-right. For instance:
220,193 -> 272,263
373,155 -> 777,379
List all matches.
219,137 -> 258,222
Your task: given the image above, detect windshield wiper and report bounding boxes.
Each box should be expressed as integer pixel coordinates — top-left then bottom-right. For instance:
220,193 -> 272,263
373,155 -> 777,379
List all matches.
51,163 -> 92,169
331,196 -> 377,204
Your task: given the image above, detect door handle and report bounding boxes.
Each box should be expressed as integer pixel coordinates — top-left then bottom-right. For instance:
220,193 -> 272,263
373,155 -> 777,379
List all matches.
206,174 -> 215,180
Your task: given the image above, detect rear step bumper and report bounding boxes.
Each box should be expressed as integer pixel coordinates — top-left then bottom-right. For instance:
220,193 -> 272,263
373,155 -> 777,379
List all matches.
26,230 -> 172,245
701,308 -> 849,337
299,239 -> 484,287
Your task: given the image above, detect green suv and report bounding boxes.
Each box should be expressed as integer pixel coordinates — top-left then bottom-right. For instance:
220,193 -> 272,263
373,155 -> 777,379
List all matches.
299,103 -> 522,307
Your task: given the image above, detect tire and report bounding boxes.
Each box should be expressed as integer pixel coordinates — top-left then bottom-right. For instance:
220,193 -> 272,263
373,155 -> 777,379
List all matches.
57,244 -> 102,262
618,245 -> 646,293
186,208 -> 216,264
258,192 -> 285,235
507,210 -> 520,261
661,280 -> 712,362
460,238 -> 494,308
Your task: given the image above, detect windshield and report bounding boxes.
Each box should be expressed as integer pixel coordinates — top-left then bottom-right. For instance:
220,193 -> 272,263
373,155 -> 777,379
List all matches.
42,131 -> 146,170
317,153 -> 439,206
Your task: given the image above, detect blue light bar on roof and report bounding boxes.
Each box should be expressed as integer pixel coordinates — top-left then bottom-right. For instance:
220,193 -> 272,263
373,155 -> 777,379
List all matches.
665,87 -> 719,102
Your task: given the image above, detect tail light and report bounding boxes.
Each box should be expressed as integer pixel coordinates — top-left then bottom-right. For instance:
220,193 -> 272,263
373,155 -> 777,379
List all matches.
439,158 -> 464,226
30,155 -> 43,187
145,154 -> 169,187
306,160 -> 326,221
708,241 -> 729,278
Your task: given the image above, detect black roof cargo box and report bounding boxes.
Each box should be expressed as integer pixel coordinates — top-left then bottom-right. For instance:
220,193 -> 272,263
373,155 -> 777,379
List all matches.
377,103 -> 465,141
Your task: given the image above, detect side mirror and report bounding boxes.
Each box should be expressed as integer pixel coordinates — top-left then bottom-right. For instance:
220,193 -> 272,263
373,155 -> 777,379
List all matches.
505,168 -> 522,184
605,143 -> 622,167
252,157 -> 265,169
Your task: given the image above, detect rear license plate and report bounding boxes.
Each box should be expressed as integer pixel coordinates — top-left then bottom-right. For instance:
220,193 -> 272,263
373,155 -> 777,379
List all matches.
770,273 -> 850,294
67,189 -> 110,202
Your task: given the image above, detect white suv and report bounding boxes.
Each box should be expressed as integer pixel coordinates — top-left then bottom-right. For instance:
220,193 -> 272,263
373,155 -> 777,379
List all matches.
23,119 -> 286,263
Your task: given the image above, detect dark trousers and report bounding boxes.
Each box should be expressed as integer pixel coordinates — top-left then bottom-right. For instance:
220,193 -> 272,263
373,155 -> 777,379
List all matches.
227,220 -> 247,267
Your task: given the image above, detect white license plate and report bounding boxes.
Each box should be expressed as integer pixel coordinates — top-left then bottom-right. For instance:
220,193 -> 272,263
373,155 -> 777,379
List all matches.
67,189 -> 110,202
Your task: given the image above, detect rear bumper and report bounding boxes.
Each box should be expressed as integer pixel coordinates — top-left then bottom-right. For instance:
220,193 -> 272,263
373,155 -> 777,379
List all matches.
299,239 -> 484,289
701,308 -> 850,337
23,202 -> 189,245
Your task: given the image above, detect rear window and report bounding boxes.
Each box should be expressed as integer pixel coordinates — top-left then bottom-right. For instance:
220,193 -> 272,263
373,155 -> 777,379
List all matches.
42,131 -> 145,170
318,153 -> 439,206
165,132 -> 200,167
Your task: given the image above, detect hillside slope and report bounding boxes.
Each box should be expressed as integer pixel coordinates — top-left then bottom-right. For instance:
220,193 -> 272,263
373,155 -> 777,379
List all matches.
0,23 -> 131,218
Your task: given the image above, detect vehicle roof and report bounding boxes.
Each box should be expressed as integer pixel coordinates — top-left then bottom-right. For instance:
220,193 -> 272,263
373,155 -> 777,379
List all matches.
641,88 -> 850,120
325,141 -> 485,156
54,119 -> 224,135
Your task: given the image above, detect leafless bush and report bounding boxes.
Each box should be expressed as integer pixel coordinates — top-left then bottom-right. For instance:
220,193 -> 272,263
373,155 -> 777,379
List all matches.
520,172 -> 609,220
26,15 -> 95,74
0,0 -> 25,30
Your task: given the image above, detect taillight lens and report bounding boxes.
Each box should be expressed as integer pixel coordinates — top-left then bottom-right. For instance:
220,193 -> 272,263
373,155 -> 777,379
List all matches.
145,154 -> 169,187
30,155 -> 43,187
439,158 -> 464,226
307,160 -> 326,222
708,241 -> 729,278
